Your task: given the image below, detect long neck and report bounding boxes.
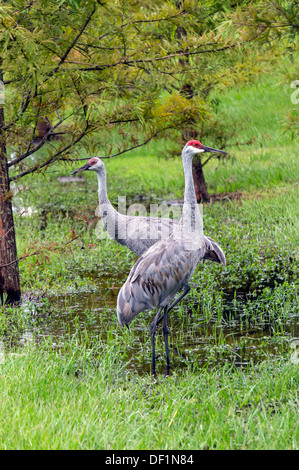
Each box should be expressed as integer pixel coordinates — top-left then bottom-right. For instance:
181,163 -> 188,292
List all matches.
180,154 -> 203,239
96,167 -> 109,206
182,156 -> 197,206
96,168 -> 117,217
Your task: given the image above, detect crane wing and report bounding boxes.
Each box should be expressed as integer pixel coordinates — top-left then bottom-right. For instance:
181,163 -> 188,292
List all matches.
117,237 -> 200,326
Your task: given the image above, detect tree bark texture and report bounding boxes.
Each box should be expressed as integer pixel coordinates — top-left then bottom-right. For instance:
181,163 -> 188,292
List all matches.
0,104 -> 21,305
192,156 -> 210,202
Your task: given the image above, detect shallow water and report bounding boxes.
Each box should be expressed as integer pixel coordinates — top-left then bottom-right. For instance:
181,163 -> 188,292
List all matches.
17,277 -> 299,375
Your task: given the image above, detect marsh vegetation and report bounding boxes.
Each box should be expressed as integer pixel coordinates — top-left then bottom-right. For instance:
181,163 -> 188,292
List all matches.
0,69 -> 298,449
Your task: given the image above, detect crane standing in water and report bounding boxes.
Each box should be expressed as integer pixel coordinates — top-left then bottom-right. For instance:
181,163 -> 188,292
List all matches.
117,141 -> 226,375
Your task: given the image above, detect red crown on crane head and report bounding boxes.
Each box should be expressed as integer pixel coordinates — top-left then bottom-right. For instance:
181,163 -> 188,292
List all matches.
187,140 -> 202,149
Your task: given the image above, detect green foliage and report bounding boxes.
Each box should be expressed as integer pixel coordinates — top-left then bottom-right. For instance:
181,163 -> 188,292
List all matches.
223,0 -> 299,45
151,93 -> 208,133
1,0 -> 295,181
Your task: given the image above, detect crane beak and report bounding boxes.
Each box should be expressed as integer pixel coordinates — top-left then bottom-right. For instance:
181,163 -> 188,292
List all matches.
71,163 -> 90,175
201,145 -> 227,154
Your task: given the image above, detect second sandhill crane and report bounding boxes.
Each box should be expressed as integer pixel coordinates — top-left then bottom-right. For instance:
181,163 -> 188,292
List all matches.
117,141 -> 224,375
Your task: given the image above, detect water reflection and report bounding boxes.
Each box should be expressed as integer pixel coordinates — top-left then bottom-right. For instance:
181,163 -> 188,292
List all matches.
16,283 -> 299,375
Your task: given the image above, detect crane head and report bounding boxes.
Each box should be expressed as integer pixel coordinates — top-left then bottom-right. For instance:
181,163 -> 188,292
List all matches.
185,140 -> 227,155
71,157 -> 104,175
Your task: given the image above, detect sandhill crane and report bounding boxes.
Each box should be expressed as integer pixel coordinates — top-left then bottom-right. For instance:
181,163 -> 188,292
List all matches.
117,141 -> 226,375
71,146 -> 226,264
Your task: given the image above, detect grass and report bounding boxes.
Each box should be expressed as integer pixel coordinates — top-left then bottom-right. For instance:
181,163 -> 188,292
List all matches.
0,338 -> 298,450
1,70 -> 298,449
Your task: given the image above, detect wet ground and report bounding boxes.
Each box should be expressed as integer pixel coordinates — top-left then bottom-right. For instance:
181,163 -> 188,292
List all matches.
9,193 -> 299,375
16,273 -> 299,375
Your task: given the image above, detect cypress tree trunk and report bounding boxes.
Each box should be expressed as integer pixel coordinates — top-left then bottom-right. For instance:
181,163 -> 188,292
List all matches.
0,80 -> 21,305
192,156 -> 210,202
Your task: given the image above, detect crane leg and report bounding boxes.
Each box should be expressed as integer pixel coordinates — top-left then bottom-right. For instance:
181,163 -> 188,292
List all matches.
150,306 -> 163,376
162,306 -> 170,376
156,284 -> 191,327
150,285 -> 191,375
167,284 -> 191,313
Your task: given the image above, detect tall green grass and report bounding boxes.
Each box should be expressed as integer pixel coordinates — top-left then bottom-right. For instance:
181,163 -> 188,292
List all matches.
0,338 -> 298,450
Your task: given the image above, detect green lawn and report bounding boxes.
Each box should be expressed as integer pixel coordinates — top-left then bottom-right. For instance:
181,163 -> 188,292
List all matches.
0,340 -> 298,450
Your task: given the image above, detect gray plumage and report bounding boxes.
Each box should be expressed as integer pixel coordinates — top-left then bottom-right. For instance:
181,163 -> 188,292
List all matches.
117,233 -> 204,327
117,231 -> 226,327
116,140 -> 227,374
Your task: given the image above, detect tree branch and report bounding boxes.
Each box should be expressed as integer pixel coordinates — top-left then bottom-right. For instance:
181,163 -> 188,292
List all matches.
69,130 -> 166,163
201,154 -> 215,167
8,112 -> 74,168
102,132 -> 161,159
0,227 -> 87,269
9,126 -> 90,181
77,28 -> 266,73
0,91 -> 31,132
76,44 -> 245,72
119,10 -> 186,28
47,3 -> 97,79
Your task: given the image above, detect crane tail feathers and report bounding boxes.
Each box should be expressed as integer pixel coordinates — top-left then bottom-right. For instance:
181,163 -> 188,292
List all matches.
117,284 -> 145,327
204,237 -> 226,266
